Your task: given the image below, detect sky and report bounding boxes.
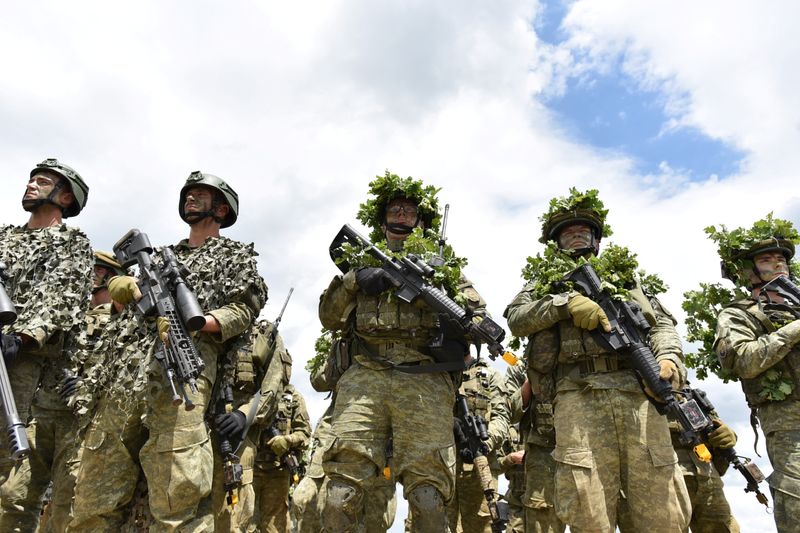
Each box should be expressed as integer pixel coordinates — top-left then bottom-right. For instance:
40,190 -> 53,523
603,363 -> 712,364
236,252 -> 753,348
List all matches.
2,1 -> 798,530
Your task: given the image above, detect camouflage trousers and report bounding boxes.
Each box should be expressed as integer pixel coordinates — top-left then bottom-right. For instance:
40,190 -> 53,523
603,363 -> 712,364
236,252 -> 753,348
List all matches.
522,443 -> 563,533
212,433 -> 256,533
69,376 -> 215,532
766,429 -> 800,533
0,404 -> 78,533
552,388 -> 691,533
682,474 -> 739,533
252,464 -> 290,533
446,459 -> 498,533
0,357 -> 42,485
322,363 -> 456,530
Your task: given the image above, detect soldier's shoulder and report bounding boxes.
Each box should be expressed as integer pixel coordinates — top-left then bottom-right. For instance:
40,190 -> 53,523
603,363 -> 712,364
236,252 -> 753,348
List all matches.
216,236 -> 258,255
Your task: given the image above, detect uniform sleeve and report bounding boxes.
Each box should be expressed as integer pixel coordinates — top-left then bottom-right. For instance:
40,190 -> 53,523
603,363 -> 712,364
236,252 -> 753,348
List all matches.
715,307 -> 800,379
288,388 -> 312,451
503,363 -> 528,425
319,271 -> 359,331
485,367 -> 511,453
247,331 -> 289,425
208,302 -> 256,344
504,284 -> 571,338
457,275 -> 487,319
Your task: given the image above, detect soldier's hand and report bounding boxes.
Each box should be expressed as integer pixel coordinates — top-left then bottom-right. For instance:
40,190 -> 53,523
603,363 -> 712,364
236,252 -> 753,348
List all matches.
108,276 -> 142,305
567,294 -> 611,332
215,411 -> 246,439
355,267 -> 393,296
708,419 -> 737,449
267,435 -> 290,457
0,332 -> 22,367
643,360 -> 680,402
507,450 -> 525,465
156,317 -> 170,344
60,373 -> 82,401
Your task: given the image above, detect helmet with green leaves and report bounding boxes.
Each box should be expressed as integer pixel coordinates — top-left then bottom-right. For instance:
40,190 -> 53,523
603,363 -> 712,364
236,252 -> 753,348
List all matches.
178,171 -> 239,228
539,187 -> 612,245
357,170 -> 441,242
706,213 -> 799,286
29,158 -> 89,217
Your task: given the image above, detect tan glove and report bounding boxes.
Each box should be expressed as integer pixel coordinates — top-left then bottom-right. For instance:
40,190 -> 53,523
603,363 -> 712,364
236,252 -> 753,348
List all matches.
708,419 -> 737,449
108,276 -> 141,305
268,435 -> 290,456
644,360 -> 680,401
156,317 -> 170,343
567,294 -> 611,332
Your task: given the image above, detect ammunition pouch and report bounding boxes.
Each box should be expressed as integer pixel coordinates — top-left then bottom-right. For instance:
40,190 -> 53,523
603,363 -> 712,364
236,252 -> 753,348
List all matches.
556,355 -> 629,380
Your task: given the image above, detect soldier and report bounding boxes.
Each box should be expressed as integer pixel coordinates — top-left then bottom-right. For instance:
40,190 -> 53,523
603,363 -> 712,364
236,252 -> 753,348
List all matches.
448,354 -> 510,532
504,188 -> 690,532
252,382 -> 311,532
496,422 -> 524,533
68,171 -> 267,531
709,214 -> 800,532
318,171 -> 487,532
0,158 -> 92,532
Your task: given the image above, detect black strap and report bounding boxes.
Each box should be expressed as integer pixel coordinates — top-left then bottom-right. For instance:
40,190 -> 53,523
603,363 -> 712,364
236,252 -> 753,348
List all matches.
356,337 -> 465,374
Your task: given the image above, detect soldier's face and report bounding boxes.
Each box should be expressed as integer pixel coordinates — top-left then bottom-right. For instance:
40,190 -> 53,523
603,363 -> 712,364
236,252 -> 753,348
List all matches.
752,251 -> 790,282
23,172 -> 73,211
383,199 -> 420,241
184,186 -> 228,221
93,265 -> 113,288
558,223 -> 593,251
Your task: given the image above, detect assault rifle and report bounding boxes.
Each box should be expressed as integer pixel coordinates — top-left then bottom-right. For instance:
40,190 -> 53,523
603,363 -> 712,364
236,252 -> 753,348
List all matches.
454,394 -> 508,533
0,263 -> 30,460
113,229 -> 206,410
264,424 -> 304,484
566,263 -> 769,507
329,224 -> 516,364
760,275 -> 800,313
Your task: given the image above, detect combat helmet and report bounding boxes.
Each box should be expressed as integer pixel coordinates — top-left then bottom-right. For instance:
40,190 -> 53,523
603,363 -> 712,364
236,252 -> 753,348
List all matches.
706,213 -> 799,286
357,170 -> 441,242
178,171 -> 239,228
93,250 -> 127,293
29,158 -> 89,217
539,188 -> 612,249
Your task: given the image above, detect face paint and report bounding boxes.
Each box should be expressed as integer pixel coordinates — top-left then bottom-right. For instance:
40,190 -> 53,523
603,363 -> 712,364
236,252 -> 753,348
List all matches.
558,223 -> 593,251
753,251 -> 790,282
22,173 -> 61,211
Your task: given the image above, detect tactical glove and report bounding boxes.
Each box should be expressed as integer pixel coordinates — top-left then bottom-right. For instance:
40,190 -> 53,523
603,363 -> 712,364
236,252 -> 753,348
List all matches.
60,372 -> 82,401
156,316 -> 170,343
108,276 -> 141,305
644,360 -> 680,402
267,435 -> 291,457
567,294 -> 611,332
708,419 -> 737,449
355,267 -> 393,296
0,332 -> 22,367
215,411 -> 246,439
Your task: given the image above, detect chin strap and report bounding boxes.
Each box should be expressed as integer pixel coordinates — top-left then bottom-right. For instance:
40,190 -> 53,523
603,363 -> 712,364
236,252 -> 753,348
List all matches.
184,197 -> 225,225
22,180 -> 66,213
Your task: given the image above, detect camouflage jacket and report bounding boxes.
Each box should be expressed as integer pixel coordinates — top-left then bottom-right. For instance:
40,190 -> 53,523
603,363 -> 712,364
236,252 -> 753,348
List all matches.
319,267 -> 486,367
458,357 -> 510,454
505,281 -> 685,393
0,224 -> 91,351
305,403 -> 334,479
715,299 -> 800,434
256,383 -> 311,468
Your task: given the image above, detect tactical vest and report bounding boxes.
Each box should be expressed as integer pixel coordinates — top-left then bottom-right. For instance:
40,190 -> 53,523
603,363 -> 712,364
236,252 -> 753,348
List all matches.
726,300 -> 800,407
523,329 -> 558,444
459,360 -> 494,422
258,388 -> 300,465
354,291 -> 439,341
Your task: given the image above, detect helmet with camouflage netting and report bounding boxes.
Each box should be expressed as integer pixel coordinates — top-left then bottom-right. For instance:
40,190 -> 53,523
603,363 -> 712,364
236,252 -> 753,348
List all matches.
539,187 -> 612,246
178,171 -> 239,228
357,170 -> 442,242
29,158 -> 89,217
706,213 -> 799,286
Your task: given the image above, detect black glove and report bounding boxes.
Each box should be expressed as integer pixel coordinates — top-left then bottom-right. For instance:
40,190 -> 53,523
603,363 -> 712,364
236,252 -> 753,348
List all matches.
0,332 -> 22,367
60,373 -> 82,401
215,410 -> 246,439
453,418 -> 474,463
355,268 -> 393,296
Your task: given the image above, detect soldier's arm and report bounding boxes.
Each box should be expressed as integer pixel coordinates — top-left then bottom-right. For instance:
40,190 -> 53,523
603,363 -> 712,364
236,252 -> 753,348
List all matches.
16,231 -> 92,351
647,297 -> 688,382
457,275 -> 488,319
485,368 -> 511,453
319,272 -> 359,331
287,388 -> 312,451
249,331 -> 288,425
715,307 -> 800,379
504,284 -> 570,338
503,364 -> 528,425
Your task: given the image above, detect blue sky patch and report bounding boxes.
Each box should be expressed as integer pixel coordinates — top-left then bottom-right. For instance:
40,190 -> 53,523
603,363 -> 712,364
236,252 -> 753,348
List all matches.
534,0 -> 570,45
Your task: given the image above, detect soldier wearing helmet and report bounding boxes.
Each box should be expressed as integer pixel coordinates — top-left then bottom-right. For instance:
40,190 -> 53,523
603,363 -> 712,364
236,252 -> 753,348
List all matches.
318,171 -> 490,532
0,158 -> 92,531
504,188 -> 691,531
69,171 -> 267,531
711,214 -> 800,533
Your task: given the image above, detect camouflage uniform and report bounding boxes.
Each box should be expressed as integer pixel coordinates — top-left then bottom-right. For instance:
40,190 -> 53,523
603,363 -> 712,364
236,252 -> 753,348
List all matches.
252,383 -> 310,532
505,284 -> 691,532
496,425 -> 524,533
503,358 -> 563,533
0,224 -> 92,532
447,358 -> 510,533
319,268 -> 486,532
69,236 -> 267,531
715,300 -> 800,532
211,319 -> 290,532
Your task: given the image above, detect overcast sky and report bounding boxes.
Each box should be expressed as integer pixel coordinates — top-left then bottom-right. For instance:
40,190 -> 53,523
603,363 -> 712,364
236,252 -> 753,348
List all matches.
2,1 -> 797,530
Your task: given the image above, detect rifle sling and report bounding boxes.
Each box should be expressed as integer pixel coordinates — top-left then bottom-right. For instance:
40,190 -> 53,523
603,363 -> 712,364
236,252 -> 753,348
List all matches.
356,337 -> 466,374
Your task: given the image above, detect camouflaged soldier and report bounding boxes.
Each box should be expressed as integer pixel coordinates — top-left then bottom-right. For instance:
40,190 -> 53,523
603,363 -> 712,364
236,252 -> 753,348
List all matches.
448,355 -> 510,533
0,158 -> 92,532
709,215 -> 800,532
252,383 -> 310,532
502,358 -> 564,533
318,172 -> 487,532
504,188 -> 690,532
211,318 -> 291,532
69,171 -> 267,531
496,422 -> 524,533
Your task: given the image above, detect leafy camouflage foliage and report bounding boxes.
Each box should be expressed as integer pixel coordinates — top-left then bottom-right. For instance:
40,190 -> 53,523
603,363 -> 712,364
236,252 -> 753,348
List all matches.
538,187 -> 613,243
306,328 -> 337,375
357,170 -> 441,242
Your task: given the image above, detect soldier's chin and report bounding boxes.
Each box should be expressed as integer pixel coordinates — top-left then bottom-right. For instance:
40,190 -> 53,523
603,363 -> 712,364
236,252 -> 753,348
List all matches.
21,199 -> 38,212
